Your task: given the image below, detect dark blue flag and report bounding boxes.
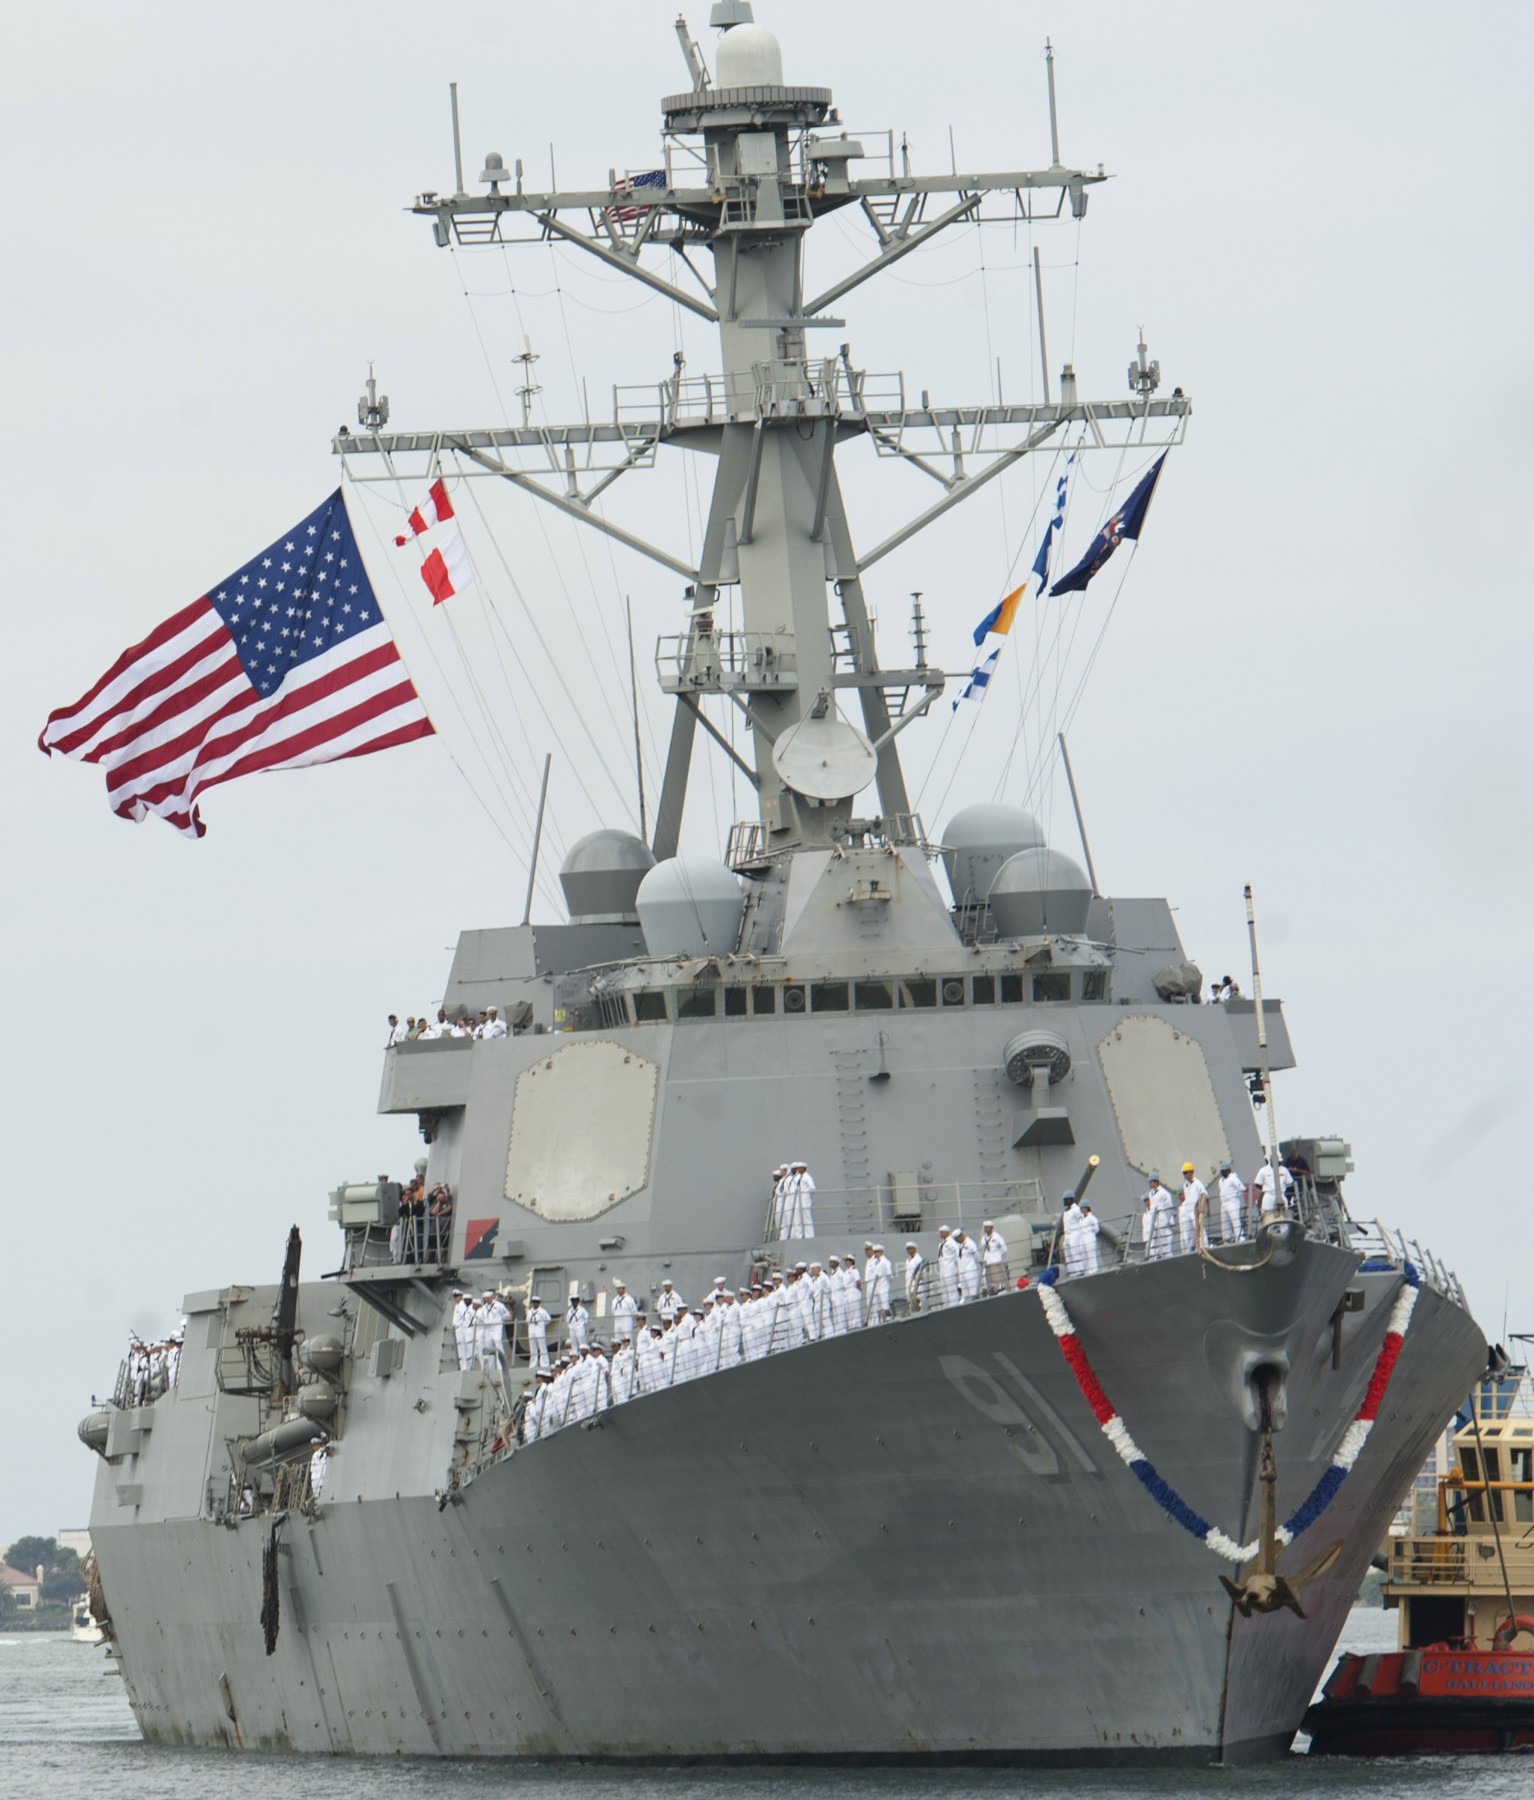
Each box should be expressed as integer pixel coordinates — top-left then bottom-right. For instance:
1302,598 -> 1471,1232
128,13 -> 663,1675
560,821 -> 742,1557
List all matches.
1049,454 -> 1167,596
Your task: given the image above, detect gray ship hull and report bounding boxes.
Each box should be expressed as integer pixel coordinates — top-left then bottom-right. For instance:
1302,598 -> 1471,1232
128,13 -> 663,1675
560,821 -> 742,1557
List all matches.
93,1242 -> 1484,1763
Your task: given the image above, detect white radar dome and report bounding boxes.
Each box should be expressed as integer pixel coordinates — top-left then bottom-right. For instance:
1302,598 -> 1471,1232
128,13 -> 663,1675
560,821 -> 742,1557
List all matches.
636,858 -> 746,959
940,802 -> 1045,907
989,847 -> 1092,938
559,829 -> 655,923
716,22 -> 785,87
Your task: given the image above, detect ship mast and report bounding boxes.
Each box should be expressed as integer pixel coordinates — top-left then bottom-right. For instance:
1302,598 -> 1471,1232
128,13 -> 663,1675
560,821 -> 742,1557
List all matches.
336,4 -> 1189,859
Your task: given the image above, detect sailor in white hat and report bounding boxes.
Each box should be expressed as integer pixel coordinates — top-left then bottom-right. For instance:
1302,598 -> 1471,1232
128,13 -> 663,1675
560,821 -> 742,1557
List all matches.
611,1277 -> 638,1346
980,1219 -> 1010,1293
783,1158 -> 816,1239
904,1240 -> 926,1312
526,1293 -> 551,1372
1218,1160 -> 1248,1243
865,1242 -> 895,1322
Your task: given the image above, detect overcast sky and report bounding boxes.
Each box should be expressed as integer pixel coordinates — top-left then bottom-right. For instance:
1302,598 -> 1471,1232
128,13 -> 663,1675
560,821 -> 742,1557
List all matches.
2,0 -> 1529,1548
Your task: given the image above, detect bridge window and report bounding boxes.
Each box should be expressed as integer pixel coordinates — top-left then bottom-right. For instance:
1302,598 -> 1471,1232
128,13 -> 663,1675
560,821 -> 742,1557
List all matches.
898,979 -> 937,1009
752,987 -> 776,1015
854,980 -> 893,1010
633,990 -> 669,1023
1082,970 -> 1109,1001
1000,974 -> 1025,1004
1032,972 -> 1071,1002
723,987 -> 748,1018
811,981 -> 849,1012
971,975 -> 996,1004
782,984 -> 807,1014
677,988 -> 717,1020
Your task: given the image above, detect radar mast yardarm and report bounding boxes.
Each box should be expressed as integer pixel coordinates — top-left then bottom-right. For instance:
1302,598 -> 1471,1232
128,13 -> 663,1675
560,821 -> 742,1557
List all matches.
335,3 -> 1189,859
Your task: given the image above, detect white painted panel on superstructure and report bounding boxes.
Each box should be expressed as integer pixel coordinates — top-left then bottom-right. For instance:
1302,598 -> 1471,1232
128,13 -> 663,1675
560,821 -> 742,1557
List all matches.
1096,1014 -> 1230,1179
505,1040 -> 658,1219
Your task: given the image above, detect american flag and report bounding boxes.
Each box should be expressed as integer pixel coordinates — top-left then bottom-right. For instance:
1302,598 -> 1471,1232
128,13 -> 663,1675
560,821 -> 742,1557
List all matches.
39,488 -> 434,838
609,169 -> 666,223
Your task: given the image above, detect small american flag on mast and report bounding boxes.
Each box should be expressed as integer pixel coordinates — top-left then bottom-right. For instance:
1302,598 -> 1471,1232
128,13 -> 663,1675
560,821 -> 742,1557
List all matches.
609,169 -> 666,223
38,488 -> 434,838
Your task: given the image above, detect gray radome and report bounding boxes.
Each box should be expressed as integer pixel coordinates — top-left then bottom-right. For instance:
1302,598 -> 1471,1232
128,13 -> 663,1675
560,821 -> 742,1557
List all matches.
715,19 -> 784,87
559,829 -> 656,923
636,858 -> 746,958
941,802 -> 1044,906
990,847 -> 1092,937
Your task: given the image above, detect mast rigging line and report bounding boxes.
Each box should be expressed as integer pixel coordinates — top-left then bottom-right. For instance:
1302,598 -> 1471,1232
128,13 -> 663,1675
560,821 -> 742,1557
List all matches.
372,450 -> 572,862
345,479 -> 562,905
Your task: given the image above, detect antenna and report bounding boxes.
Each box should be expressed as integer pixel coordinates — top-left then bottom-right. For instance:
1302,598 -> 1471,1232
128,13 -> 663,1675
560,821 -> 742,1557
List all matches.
1057,732 -> 1099,897
1045,40 -> 1061,167
675,15 -> 712,90
626,596 -> 648,839
910,593 -> 928,669
1244,884 -> 1283,1179
1129,329 -> 1161,399
1033,248 -> 1051,406
357,363 -> 389,431
449,83 -> 465,195
513,335 -> 542,429
523,754 -> 554,927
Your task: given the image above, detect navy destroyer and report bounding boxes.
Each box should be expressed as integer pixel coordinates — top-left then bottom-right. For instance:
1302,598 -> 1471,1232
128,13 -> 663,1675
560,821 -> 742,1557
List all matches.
76,3 -> 1488,1764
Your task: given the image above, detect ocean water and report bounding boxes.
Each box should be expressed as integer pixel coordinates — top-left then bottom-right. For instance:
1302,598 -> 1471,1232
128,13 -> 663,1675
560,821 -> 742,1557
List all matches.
0,1609 -> 1526,1800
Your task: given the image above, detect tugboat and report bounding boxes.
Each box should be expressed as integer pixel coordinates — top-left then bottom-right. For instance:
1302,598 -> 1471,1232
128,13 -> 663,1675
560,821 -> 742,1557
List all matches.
1306,1348 -> 1534,1754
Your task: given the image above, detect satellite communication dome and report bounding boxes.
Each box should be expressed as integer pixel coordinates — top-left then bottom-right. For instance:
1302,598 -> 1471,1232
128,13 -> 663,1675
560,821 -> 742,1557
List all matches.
559,829 -> 655,923
636,859 -> 746,958
716,21 -> 785,87
988,847 -> 1092,938
940,802 -> 1045,906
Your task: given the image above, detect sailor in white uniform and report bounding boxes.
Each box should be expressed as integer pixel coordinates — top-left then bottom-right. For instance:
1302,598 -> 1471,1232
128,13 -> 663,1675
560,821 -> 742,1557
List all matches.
784,1160 -> 816,1238
904,1242 -> 926,1311
478,1290 -> 511,1372
980,1220 -> 1009,1292
1217,1161 -> 1248,1242
768,1165 -> 789,1238
1077,1203 -> 1101,1275
611,1279 -> 639,1347
657,1279 -> 682,1324
936,1226 -> 960,1306
1143,1175 -> 1175,1259
1061,1194 -> 1087,1277
526,1295 -> 551,1372
566,1297 -> 590,1355
452,1289 -> 474,1370
482,1007 -> 508,1039
865,1244 -> 894,1322
385,1014 -> 408,1047
1252,1154 -> 1295,1217
807,1262 -> 834,1338
1178,1163 -> 1208,1253
953,1229 -> 982,1301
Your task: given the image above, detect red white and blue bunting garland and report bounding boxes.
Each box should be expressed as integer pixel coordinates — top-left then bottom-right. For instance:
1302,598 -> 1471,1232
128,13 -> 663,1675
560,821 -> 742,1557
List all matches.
1036,1264 -> 1422,1565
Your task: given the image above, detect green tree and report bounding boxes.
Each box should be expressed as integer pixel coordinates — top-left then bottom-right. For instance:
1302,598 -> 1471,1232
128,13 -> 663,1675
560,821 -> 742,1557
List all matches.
4,1536 -> 59,1574
41,1567 -> 83,1605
